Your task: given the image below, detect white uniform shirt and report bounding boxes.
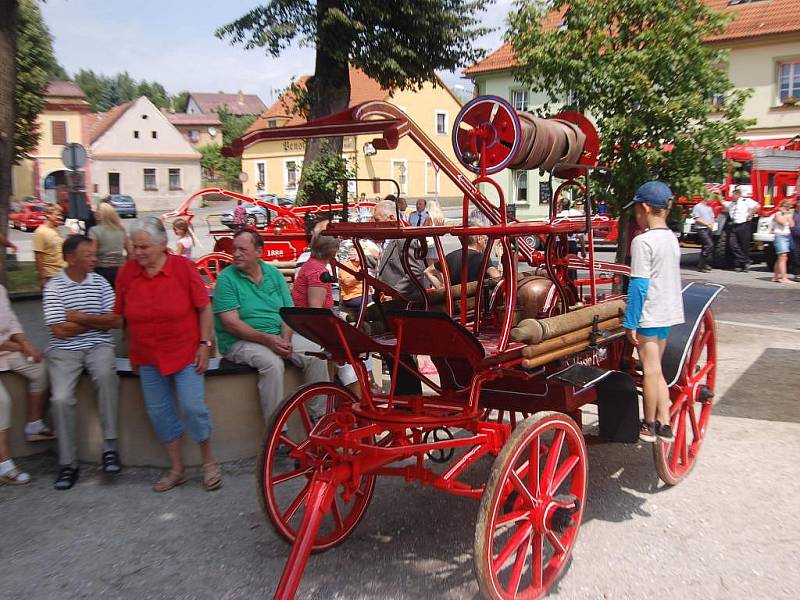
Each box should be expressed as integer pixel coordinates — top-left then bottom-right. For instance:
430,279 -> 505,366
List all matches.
630,228 -> 685,328
724,197 -> 759,224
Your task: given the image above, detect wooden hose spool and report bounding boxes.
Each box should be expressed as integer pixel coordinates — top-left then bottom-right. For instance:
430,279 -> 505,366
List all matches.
508,112 -> 589,172
510,299 -> 626,345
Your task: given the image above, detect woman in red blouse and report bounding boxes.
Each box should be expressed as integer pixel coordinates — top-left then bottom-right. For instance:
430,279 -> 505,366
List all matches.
115,218 -> 221,492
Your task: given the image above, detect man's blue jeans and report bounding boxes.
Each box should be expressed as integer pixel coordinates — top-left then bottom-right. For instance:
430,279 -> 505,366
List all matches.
139,364 -> 211,443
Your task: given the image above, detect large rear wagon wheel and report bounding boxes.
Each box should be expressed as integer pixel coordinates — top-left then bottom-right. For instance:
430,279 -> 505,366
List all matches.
257,383 -> 376,552
194,252 -> 232,289
475,412 -> 587,600
654,310 -> 717,486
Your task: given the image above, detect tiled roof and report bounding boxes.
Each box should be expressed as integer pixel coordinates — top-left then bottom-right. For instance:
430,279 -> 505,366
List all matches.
165,112 -> 222,126
188,92 -> 266,115
465,0 -> 800,75
246,67 -> 391,134
45,80 -> 87,98
704,0 -> 800,43
82,101 -> 133,144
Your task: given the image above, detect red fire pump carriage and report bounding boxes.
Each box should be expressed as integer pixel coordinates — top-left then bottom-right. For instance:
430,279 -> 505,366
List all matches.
161,188 -> 375,287
223,96 -> 722,599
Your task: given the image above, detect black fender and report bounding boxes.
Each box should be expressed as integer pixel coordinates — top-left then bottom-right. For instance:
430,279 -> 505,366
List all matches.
662,282 -> 724,387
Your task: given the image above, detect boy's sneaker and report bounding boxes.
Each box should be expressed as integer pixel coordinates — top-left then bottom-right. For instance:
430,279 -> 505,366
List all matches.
655,421 -> 675,443
639,420 -> 656,443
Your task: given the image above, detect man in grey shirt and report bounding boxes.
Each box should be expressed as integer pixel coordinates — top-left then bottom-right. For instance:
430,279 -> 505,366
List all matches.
691,196 -> 716,272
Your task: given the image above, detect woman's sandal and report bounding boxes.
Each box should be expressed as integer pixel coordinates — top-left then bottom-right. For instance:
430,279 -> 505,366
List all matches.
0,466 -> 31,485
25,426 -> 56,442
202,463 -> 223,492
152,470 -> 187,493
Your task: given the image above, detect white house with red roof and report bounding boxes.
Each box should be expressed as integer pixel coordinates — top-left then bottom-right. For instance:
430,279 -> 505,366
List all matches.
84,96 -> 202,211
464,0 -> 800,217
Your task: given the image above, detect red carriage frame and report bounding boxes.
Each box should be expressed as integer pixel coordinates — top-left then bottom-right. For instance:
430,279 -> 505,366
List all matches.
222,96 -> 721,599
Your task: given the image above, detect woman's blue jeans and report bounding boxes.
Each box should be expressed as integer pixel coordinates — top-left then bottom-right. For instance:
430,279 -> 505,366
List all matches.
139,364 -> 211,444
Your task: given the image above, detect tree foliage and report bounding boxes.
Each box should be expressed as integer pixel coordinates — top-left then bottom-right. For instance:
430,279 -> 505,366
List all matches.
216,0 -> 494,202
508,0 -> 752,217
15,0 -> 66,161
73,69 -> 181,112
295,142 -> 355,206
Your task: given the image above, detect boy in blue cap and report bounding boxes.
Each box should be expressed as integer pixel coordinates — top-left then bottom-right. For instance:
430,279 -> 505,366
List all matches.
622,181 -> 684,442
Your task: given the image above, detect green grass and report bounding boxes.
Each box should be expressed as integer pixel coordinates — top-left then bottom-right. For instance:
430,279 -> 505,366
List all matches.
6,261 -> 40,295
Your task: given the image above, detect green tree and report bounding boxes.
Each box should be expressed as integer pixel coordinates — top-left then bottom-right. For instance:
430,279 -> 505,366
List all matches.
296,141 -> 355,205
170,90 -> 190,113
508,0 -> 752,263
216,0 -> 493,202
15,0 -> 66,161
198,109 -> 258,190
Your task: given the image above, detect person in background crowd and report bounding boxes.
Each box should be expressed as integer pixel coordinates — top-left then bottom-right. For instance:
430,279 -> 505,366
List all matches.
32,205 -> 66,288
424,222 -> 502,289
338,246 -> 365,309
213,229 -> 329,425
292,233 -> 361,396
0,285 -> 53,485
691,196 -> 715,273
89,202 -> 130,288
232,199 -> 247,230
791,202 -> 800,282
622,181 -> 683,443
172,218 -> 198,259
43,235 -> 121,490
724,188 -> 759,272
408,198 -> 429,226
771,199 -> 796,284
116,218 -> 220,492
425,200 -> 445,227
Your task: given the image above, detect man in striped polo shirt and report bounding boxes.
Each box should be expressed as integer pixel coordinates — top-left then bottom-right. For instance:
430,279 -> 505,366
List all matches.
43,235 -> 122,490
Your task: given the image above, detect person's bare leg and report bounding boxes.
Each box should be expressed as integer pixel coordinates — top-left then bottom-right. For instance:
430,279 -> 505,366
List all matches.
164,438 -> 184,474
0,430 -> 10,462
638,337 -> 665,424
198,439 -> 214,465
777,254 -> 790,282
655,338 -> 671,424
26,390 -> 48,423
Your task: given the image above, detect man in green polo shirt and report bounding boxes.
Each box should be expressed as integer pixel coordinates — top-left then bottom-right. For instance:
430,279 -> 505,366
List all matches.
213,230 -> 329,423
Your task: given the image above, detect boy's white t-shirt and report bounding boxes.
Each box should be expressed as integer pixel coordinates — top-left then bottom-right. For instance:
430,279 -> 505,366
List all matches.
630,228 -> 684,328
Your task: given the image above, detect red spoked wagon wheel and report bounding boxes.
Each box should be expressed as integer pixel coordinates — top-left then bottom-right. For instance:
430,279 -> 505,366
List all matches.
257,383 -> 376,551
453,95 -> 521,175
475,412 -> 587,600
194,252 -> 232,288
654,310 -> 717,485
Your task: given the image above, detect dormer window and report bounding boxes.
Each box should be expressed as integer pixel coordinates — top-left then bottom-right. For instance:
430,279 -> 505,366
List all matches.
268,119 -> 277,128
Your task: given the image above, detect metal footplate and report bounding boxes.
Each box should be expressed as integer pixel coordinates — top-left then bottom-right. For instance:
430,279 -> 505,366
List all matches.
547,364 -> 614,390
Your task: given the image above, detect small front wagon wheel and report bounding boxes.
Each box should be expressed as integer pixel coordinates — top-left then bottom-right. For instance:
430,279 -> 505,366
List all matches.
475,411 -> 587,599
257,382 -> 376,552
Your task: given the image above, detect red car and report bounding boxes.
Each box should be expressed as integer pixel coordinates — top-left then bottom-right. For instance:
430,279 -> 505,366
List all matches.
9,201 -> 48,232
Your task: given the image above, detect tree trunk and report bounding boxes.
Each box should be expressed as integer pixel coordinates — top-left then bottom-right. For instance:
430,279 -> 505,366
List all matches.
0,0 -> 17,286
297,0 -> 351,205
613,213 -> 632,295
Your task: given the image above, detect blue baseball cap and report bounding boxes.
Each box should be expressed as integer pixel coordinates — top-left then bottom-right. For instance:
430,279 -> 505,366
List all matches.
623,180 -> 673,209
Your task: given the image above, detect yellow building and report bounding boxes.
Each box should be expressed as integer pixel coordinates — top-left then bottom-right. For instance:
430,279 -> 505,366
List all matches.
12,81 -> 91,202
240,68 -> 468,202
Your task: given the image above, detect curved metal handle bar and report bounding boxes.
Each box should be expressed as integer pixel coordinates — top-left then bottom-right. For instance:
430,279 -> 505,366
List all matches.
432,235 -> 452,317
401,238 -> 430,311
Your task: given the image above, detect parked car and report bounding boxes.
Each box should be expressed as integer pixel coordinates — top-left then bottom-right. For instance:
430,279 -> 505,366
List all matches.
220,205 -> 277,229
9,201 -> 48,231
101,194 -> 137,218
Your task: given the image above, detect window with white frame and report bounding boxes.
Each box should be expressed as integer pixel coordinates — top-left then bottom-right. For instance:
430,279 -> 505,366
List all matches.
256,161 -> 266,190
514,171 -> 528,203
425,160 -> 440,196
512,89 -> 529,112
168,168 -> 181,191
143,168 -> 157,191
391,159 -> 408,194
284,158 -> 302,193
778,60 -> 800,103
435,111 -> 448,135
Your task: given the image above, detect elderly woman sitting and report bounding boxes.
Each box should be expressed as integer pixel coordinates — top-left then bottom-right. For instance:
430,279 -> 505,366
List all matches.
114,217 -> 221,492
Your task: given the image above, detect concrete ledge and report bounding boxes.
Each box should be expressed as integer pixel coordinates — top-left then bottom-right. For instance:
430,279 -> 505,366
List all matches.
4,358 -> 305,468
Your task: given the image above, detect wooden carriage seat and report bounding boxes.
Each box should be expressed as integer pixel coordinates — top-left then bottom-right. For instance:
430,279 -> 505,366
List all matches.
384,310 -> 485,391
279,307 -> 393,362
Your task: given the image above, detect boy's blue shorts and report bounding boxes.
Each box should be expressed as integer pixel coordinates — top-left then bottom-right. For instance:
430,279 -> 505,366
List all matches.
637,326 -> 672,340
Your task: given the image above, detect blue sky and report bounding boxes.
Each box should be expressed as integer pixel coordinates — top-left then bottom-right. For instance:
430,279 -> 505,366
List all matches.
42,0 -> 515,106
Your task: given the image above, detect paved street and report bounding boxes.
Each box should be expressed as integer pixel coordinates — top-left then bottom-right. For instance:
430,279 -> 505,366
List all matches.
2,214 -> 799,600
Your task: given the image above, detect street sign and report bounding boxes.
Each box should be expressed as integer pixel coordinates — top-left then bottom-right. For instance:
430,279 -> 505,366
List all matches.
61,143 -> 87,170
